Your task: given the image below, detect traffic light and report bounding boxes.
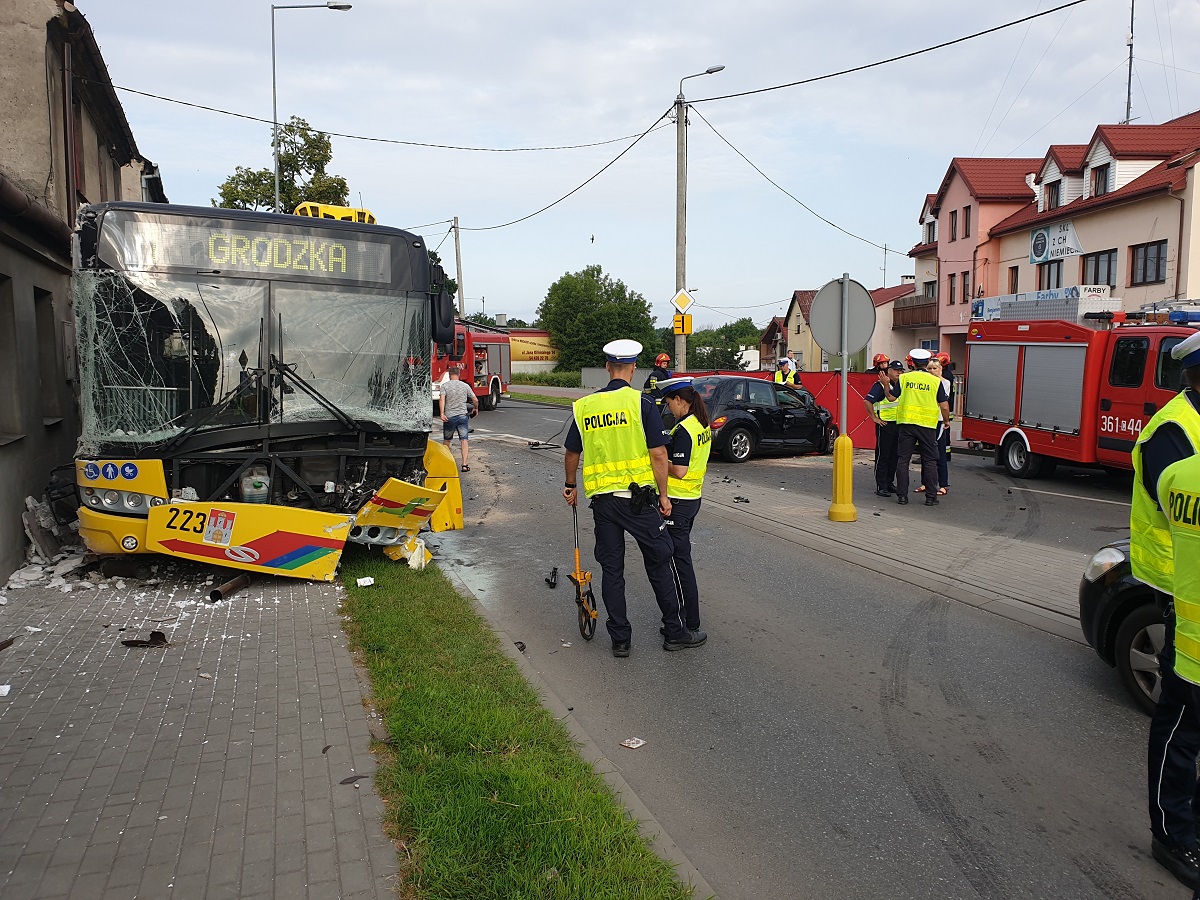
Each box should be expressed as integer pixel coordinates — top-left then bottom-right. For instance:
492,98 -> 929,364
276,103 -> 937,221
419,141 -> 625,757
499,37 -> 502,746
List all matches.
672,313 -> 692,335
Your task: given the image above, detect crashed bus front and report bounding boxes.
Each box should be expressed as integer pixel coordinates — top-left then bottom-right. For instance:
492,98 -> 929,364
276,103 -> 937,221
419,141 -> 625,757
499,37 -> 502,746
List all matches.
71,203 -> 460,580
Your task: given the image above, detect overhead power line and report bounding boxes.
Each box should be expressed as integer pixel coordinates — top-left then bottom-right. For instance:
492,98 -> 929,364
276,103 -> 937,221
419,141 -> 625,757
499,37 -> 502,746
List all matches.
688,105 -> 904,256
458,107 -> 673,232
690,0 -> 1093,105
98,79 -> 673,153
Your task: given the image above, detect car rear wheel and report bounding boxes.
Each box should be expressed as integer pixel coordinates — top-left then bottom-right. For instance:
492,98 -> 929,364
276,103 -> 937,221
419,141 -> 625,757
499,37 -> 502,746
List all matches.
1002,436 -> 1045,478
1115,601 -> 1165,716
723,427 -> 754,463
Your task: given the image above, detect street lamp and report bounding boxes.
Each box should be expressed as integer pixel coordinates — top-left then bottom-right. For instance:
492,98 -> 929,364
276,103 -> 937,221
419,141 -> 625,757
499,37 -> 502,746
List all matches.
271,2 -> 352,213
674,65 -> 724,372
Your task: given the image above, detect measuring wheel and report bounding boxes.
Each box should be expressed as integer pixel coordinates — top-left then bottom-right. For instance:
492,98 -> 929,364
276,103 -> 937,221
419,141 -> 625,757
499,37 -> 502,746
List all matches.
576,585 -> 598,640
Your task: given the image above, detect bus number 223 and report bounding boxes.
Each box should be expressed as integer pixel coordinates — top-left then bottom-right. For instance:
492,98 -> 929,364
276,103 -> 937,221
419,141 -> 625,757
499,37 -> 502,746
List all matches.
165,508 -> 207,534
1100,415 -> 1143,436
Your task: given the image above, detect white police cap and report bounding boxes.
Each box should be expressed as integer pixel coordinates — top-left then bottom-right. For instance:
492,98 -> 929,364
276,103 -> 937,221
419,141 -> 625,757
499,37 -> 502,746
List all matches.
909,348 -> 933,362
602,339 -> 643,363
657,376 -> 693,397
1171,330 -> 1200,369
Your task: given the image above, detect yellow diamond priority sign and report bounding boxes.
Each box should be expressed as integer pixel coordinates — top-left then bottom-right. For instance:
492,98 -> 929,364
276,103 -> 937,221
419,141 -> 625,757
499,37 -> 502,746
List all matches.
670,289 -> 695,314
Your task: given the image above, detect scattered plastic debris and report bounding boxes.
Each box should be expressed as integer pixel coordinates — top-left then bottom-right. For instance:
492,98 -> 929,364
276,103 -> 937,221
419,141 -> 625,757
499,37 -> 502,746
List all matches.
545,567 -> 558,588
340,774 -> 370,785
121,630 -> 169,648
0,686 -> 10,697
514,641 -> 526,652
197,673 -> 212,680
619,738 -> 646,749
733,496 -> 750,504
356,577 -> 375,587
560,641 -> 572,648
24,626 -> 43,634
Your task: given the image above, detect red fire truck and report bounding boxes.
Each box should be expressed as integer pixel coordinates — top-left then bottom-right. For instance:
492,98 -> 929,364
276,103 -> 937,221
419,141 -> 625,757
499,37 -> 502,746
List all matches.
432,320 -> 511,411
961,309 -> 1197,478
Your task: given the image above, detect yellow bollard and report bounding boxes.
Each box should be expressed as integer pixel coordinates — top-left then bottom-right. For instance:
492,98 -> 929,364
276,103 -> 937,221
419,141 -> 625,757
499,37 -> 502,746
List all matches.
828,433 -> 857,522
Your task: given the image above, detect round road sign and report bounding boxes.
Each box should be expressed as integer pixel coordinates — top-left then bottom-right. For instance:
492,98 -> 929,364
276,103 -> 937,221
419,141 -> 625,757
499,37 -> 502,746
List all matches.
807,277 -> 876,355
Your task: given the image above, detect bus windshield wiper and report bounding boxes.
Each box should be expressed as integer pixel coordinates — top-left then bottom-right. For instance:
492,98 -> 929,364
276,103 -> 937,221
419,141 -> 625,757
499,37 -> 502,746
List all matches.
268,355 -> 357,431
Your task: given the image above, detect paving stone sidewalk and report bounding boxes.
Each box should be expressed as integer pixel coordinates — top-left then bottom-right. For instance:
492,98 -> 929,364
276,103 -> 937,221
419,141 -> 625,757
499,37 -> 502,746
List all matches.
0,560 -> 396,900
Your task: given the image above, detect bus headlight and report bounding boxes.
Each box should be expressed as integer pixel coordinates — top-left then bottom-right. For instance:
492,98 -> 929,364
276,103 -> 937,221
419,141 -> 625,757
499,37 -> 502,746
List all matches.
103,490 -> 121,506
125,493 -> 144,509
149,497 -> 165,507
120,535 -> 139,551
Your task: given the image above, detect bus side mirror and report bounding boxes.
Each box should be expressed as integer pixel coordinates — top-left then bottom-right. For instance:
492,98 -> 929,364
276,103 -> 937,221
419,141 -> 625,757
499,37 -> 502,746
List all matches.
431,291 -> 455,344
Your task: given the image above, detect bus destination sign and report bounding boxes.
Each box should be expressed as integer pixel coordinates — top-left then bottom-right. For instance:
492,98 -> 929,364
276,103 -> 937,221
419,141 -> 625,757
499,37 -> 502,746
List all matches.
106,215 -> 393,284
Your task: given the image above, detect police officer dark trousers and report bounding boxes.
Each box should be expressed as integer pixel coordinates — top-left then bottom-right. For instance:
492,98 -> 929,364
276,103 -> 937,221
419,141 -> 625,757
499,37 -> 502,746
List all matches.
563,340 -> 706,658
1133,332 -> 1200,890
864,361 -> 900,496
661,380 -> 712,632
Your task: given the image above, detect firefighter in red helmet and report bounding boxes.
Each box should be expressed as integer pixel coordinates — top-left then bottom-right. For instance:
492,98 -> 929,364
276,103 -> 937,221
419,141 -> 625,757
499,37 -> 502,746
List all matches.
643,352 -> 673,398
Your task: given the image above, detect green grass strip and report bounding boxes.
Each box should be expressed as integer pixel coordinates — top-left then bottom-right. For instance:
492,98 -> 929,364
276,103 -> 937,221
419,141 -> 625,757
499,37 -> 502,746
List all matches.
507,391 -> 576,406
340,549 -> 696,900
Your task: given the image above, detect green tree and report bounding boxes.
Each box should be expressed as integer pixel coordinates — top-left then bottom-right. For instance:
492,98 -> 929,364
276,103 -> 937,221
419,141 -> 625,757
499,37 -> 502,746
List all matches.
464,311 -> 497,328
537,266 -> 657,370
505,317 -> 530,328
213,116 -> 349,213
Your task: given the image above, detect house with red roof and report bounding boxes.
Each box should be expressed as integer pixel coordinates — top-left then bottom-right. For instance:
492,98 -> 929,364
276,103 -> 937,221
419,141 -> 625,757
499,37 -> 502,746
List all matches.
988,111 -> 1200,315
869,278 -> 917,365
909,156 -> 1041,363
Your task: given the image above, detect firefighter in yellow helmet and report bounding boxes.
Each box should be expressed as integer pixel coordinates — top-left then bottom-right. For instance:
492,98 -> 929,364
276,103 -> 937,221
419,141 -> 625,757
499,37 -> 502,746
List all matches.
1134,329 -> 1200,890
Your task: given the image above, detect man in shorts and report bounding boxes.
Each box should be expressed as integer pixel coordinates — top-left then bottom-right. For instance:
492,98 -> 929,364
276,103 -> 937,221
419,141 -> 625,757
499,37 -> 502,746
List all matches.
439,366 -> 478,471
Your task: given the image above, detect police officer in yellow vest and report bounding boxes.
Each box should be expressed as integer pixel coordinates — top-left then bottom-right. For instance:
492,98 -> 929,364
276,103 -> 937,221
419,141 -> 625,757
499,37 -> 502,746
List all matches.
660,377 -> 712,634
892,348 -> 950,506
864,359 -> 902,497
564,340 -> 706,658
1133,330 -> 1200,890
774,357 -> 799,385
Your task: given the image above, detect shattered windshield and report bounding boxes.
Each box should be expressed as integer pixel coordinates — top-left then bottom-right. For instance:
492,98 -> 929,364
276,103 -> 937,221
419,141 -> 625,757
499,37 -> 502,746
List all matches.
75,270 -> 431,446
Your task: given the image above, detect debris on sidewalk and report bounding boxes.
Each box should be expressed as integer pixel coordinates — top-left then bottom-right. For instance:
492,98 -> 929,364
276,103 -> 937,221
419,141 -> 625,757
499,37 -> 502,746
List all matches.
356,576 -> 375,587
619,737 -> 646,749
545,567 -> 558,588
121,630 -> 170,648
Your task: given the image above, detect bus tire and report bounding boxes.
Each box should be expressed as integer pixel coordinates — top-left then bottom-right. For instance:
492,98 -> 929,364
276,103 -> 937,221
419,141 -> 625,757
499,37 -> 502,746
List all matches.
1001,435 -> 1044,479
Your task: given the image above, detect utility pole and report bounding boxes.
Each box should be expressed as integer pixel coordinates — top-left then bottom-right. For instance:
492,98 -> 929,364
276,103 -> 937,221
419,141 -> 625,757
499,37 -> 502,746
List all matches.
1124,0 -> 1135,124
674,92 -> 688,372
674,65 -> 724,373
881,243 -> 888,288
453,216 -> 465,316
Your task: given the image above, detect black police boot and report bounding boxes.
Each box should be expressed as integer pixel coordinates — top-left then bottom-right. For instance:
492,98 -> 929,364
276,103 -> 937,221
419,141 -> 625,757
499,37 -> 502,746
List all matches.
1152,837 -> 1200,889
925,497 -> 940,506
897,495 -> 909,505
874,489 -> 892,497
663,630 -> 707,651
612,641 -> 630,658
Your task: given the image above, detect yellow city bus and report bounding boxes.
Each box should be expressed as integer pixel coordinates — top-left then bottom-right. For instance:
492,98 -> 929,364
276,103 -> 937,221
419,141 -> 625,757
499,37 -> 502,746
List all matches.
71,202 -> 461,580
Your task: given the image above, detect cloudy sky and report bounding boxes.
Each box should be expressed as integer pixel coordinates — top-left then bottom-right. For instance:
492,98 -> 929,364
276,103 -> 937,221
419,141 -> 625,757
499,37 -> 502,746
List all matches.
82,0 -> 1199,329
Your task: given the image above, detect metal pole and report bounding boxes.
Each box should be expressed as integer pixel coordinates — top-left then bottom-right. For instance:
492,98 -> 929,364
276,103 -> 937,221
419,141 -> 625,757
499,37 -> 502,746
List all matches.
674,93 -> 687,373
272,7 -> 280,212
839,273 -> 849,433
453,216 -> 465,316
1125,0 -> 1135,124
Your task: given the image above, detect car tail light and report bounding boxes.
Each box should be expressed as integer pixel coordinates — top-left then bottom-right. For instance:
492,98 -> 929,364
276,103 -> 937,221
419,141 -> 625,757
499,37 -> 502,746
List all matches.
711,415 -> 727,430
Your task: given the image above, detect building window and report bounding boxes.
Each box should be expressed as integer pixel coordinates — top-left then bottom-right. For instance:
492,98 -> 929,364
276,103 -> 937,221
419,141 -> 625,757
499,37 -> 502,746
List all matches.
925,221 -> 936,244
923,280 -> 937,299
1131,240 -> 1168,286
949,210 -> 958,242
1008,266 -> 1019,294
1045,180 -> 1061,210
920,339 -> 940,352
34,289 -> 62,421
947,272 -> 957,305
1082,249 -> 1117,288
962,270 -> 970,299
1037,260 -> 1063,290
962,206 -> 971,238
1092,164 -> 1110,197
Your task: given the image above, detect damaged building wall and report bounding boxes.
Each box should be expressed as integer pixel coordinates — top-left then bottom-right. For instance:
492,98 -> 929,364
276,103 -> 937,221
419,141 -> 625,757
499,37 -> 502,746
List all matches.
0,0 -> 165,580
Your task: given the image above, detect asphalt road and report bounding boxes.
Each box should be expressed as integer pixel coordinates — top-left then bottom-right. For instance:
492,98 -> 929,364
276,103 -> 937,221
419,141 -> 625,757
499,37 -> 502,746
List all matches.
431,401 -> 1174,900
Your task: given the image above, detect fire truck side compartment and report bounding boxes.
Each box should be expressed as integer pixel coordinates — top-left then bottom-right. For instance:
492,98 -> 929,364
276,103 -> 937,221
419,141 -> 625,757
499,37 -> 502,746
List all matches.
1019,344 -> 1088,433
964,344 -> 1018,423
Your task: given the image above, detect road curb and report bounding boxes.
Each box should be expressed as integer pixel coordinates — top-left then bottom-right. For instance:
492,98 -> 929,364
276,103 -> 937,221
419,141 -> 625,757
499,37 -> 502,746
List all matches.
441,567 -> 718,900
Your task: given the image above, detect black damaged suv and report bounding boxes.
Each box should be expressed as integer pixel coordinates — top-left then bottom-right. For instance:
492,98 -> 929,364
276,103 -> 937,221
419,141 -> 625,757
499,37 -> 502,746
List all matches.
688,375 -> 838,463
